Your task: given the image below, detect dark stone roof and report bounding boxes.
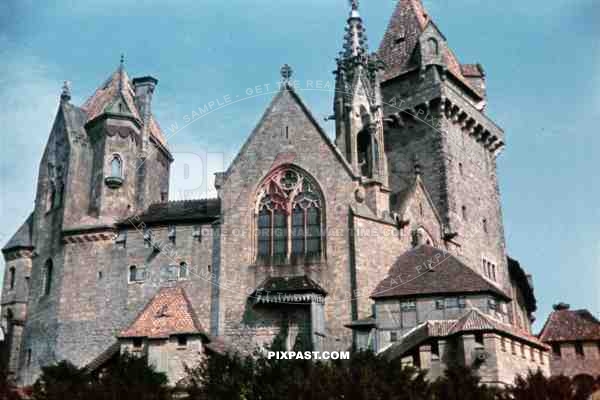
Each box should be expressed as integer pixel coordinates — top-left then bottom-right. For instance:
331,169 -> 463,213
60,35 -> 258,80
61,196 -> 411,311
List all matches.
371,245 -> 509,300
84,341 -> 120,373
2,213 -> 33,252
119,198 -> 221,225
508,256 -> 537,312
538,307 -> 600,343
255,275 -> 327,296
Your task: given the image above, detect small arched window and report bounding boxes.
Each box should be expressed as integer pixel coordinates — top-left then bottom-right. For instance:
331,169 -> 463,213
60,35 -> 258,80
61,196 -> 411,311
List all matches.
462,205 -> 468,221
255,166 -> 324,265
111,155 -> 123,178
483,218 -> 488,234
428,38 -> 439,55
44,259 -> 53,296
129,265 -> 137,283
179,262 -> 188,279
9,267 -> 16,290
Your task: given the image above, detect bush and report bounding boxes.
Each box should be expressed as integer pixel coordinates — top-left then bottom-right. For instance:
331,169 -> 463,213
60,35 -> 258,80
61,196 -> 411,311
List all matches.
31,353 -> 170,400
24,346 -> 600,400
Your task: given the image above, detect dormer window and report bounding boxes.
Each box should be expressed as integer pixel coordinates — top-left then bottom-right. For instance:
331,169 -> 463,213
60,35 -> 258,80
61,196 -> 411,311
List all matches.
105,154 -> 124,188
428,38 -> 439,55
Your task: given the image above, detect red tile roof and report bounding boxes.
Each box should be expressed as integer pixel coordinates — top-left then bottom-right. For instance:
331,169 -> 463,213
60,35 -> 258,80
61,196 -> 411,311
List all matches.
119,287 -> 206,339
382,309 -> 548,360
449,309 -> 547,348
371,245 -> 509,300
538,308 -> 600,343
461,63 -> 485,77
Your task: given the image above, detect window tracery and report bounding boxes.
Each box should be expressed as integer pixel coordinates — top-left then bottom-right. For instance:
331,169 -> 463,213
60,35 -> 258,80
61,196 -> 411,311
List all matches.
256,167 -> 324,264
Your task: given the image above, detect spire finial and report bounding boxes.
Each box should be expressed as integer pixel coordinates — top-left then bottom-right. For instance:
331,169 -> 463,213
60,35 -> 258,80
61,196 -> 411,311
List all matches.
60,80 -> 71,102
280,64 -> 293,83
350,0 -> 359,11
120,53 -> 125,68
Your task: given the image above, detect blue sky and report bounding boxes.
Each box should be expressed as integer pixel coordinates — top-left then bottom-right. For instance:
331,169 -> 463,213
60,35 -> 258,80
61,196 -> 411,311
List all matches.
0,0 -> 598,330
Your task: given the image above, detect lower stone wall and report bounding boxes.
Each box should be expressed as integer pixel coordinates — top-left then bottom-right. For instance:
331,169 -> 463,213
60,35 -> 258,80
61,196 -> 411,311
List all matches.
549,341 -> 600,378
224,305 -> 312,352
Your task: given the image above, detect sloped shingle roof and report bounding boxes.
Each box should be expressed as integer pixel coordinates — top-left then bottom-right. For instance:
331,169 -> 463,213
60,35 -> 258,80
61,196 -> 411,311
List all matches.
119,198 -> 221,225
2,213 -> 33,252
538,308 -> 600,343
82,67 -> 167,146
255,275 -> 327,295
119,287 -> 206,339
371,245 -> 509,300
378,0 -> 482,97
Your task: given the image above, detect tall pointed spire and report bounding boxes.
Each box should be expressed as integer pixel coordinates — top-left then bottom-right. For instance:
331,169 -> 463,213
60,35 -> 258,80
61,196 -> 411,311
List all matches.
118,53 -> 126,92
342,0 -> 368,61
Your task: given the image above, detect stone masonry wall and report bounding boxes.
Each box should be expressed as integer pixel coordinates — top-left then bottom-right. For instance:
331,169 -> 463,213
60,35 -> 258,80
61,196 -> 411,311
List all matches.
218,88 -> 360,352
549,341 -> 600,377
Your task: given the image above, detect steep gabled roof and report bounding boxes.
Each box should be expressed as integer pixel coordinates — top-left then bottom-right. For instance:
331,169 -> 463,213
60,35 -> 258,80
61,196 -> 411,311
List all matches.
538,307 -> 600,343
224,84 -> 356,181
2,213 -> 33,252
119,287 -> 206,339
82,66 -> 167,146
118,198 -> 221,226
371,244 -> 509,300
395,174 -> 442,225
378,0 -> 482,97
82,67 -> 140,121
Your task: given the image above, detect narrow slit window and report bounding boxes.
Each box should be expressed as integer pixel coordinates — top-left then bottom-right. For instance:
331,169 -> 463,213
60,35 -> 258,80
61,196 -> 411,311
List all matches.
44,260 -> 53,296
9,267 -> 15,290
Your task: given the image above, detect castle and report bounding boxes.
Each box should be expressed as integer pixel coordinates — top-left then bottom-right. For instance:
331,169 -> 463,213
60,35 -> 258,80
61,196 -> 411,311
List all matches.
2,0 -> 554,386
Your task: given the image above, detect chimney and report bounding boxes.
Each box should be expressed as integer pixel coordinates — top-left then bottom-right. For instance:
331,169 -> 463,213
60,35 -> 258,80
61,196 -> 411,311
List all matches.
132,76 -> 158,125
553,302 -> 570,311
132,76 -> 158,152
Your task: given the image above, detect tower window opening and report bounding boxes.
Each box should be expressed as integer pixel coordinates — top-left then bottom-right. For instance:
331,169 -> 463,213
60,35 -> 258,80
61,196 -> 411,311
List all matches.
43,259 -> 53,296
357,129 -> 374,178
110,154 -> 123,178
9,267 -> 15,290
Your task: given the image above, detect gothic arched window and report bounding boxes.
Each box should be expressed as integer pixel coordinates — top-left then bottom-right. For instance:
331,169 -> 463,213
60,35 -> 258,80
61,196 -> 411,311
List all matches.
111,154 -> 123,178
255,166 -> 324,265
